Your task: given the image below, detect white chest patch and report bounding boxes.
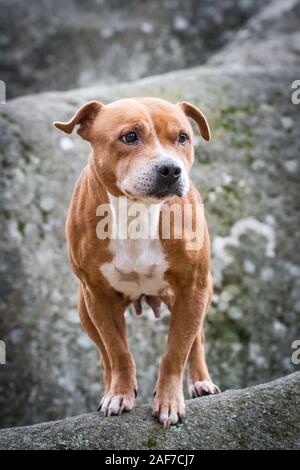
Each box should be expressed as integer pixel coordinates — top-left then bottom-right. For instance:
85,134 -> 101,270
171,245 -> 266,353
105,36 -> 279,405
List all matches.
99,194 -> 169,300
100,238 -> 169,299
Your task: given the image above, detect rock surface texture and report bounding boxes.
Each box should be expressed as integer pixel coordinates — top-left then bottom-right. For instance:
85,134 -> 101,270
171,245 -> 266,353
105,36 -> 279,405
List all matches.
0,0 -> 268,98
0,373 -> 299,450
209,0 -> 300,69
0,0 -> 299,428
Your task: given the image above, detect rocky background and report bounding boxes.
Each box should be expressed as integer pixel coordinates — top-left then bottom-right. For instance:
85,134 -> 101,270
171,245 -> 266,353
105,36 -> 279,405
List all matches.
0,0 -> 299,429
1,0 -> 269,99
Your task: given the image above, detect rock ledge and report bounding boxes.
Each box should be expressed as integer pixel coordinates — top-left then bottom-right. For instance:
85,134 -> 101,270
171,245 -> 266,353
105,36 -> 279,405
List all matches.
0,372 -> 299,450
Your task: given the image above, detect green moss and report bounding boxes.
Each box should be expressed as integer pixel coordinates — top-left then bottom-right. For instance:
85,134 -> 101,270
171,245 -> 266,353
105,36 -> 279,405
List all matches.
17,220 -> 26,236
0,111 -> 16,125
0,208 -> 10,219
222,185 -> 237,195
55,442 -> 68,450
1,158 -> 11,168
231,138 -> 256,150
221,105 -> 254,115
215,105 -> 257,136
142,437 -> 158,448
244,154 -> 254,166
269,89 -> 284,104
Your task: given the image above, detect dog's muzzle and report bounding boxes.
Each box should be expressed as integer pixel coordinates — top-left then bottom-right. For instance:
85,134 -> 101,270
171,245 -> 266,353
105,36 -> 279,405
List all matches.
131,159 -> 187,199
155,161 -> 182,197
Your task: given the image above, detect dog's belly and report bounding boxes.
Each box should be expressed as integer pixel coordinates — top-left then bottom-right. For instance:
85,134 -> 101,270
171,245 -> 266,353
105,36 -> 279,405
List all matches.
100,239 -> 169,300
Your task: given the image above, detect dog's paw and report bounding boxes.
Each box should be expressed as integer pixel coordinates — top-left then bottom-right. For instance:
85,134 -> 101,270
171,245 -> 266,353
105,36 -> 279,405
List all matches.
152,393 -> 185,427
98,390 -> 136,416
189,380 -> 221,398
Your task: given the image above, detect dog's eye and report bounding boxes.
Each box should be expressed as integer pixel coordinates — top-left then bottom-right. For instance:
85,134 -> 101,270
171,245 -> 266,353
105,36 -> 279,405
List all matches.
121,132 -> 138,144
178,133 -> 189,144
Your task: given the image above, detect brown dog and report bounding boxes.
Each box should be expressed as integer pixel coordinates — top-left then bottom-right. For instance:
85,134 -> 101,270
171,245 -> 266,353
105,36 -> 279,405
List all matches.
54,97 -> 220,427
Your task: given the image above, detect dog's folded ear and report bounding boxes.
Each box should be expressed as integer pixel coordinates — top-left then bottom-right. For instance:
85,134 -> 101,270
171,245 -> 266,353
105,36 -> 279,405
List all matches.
177,101 -> 211,141
53,100 -> 103,140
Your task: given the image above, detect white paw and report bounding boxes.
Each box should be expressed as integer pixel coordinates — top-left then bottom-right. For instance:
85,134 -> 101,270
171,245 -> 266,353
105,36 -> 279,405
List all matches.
189,380 -> 221,398
152,395 -> 185,427
98,391 -> 135,416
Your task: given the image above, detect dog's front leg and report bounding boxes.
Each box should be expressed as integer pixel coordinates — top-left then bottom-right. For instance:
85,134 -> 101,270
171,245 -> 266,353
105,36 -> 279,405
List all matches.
153,286 -> 209,426
83,285 -> 137,416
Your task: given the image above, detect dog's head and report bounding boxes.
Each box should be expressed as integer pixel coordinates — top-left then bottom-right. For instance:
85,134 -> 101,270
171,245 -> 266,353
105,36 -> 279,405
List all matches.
54,97 -> 210,202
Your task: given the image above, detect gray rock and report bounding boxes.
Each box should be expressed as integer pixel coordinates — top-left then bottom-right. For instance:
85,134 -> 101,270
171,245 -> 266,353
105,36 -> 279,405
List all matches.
209,0 -> 300,68
0,373 -> 299,449
0,64 -> 300,428
0,0 -> 268,98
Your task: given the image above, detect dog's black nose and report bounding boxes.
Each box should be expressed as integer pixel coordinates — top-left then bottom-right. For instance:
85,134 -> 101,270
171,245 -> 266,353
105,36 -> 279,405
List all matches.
158,161 -> 181,184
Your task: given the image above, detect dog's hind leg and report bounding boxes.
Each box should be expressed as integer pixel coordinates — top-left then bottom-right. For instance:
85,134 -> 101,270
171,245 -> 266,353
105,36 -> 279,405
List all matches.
187,329 -> 220,397
78,283 -> 111,395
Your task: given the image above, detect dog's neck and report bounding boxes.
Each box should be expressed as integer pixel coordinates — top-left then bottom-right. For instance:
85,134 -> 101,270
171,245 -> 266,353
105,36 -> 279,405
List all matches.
107,192 -> 162,241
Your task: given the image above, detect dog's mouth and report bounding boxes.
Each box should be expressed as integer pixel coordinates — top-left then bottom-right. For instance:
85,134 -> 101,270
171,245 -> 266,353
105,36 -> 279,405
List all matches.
152,186 -> 185,199
123,187 -> 185,201
154,190 -> 174,199
123,186 -> 184,202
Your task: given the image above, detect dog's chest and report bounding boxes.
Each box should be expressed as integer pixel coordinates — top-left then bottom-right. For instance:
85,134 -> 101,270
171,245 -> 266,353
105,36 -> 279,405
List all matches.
100,239 -> 169,300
